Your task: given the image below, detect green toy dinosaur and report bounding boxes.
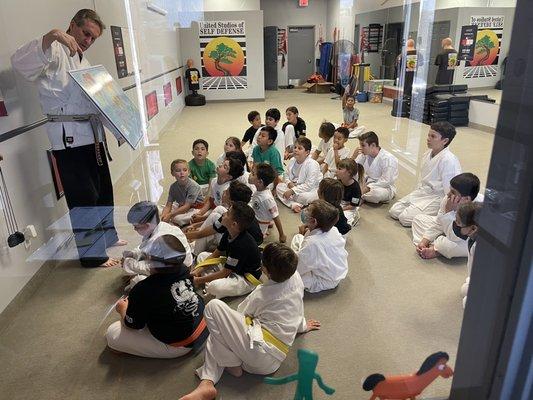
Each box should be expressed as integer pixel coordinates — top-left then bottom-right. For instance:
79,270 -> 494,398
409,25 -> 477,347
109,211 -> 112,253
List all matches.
264,349 -> 335,399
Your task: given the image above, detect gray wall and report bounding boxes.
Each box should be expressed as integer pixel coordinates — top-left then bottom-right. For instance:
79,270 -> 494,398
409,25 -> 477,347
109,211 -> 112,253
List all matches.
179,10 -> 264,100
261,0 -> 328,86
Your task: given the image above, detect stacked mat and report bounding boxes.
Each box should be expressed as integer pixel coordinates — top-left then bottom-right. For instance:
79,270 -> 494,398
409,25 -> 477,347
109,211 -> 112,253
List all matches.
390,84 -> 494,127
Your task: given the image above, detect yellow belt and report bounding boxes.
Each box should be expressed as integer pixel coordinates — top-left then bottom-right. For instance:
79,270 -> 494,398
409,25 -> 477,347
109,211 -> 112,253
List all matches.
193,256 -> 262,286
245,317 -> 289,355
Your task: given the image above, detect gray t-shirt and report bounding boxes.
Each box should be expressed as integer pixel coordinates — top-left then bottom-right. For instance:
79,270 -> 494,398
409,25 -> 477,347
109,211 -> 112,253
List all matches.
167,178 -> 204,206
343,107 -> 360,124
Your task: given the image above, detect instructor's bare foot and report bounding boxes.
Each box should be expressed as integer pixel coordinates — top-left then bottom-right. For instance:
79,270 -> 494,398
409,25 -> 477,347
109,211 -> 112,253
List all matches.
226,366 -> 243,377
100,258 -> 121,268
179,380 -> 217,400
111,239 -> 128,247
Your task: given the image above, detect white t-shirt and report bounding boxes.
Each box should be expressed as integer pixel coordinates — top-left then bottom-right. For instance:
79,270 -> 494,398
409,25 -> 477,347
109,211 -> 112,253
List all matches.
317,138 -> 333,157
250,189 -> 279,233
324,146 -> 351,172
210,179 -> 231,206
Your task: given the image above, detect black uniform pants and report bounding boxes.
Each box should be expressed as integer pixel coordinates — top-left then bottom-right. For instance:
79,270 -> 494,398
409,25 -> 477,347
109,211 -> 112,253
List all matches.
53,143 -> 118,267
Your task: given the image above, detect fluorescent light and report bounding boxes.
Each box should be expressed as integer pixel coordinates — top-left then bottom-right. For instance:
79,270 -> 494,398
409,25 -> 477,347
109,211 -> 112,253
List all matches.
146,1 -> 168,16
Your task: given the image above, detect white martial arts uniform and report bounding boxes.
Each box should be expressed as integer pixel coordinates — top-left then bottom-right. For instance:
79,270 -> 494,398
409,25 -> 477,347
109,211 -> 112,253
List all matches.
291,227 -> 348,293
251,124 -> 286,161
412,194 -> 483,259
461,240 -> 476,308
196,272 -> 307,384
316,138 -> 333,163
389,148 -> 461,226
355,149 -> 399,204
323,146 -> 351,178
276,156 -> 322,209
209,178 -> 231,207
195,249 -> 256,299
11,37 -> 103,150
251,189 -> 279,234
123,222 -> 192,289
190,206 -> 227,255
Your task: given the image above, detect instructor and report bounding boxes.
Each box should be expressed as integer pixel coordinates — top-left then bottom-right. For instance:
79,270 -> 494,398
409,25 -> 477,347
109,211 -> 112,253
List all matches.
11,9 -> 125,267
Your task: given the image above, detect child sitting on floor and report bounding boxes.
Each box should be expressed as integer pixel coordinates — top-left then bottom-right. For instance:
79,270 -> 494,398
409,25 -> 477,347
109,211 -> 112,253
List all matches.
216,137 -> 244,166
251,108 -> 286,160
317,178 -> 351,235
282,106 -> 307,159
161,159 -> 204,226
322,127 -> 351,178
412,172 -> 482,260
191,157 -> 244,224
312,121 -> 335,164
106,233 -> 207,359
341,94 -> 359,131
251,126 -> 285,184
178,242 -> 320,400
336,158 -> 363,227
185,180 -> 263,254
291,199 -> 348,293
242,110 -> 263,151
192,201 -> 262,299
189,139 -> 217,193
122,201 -> 192,291
276,137 -> 322,212
457,202 -> 482,308
249,163 -> 286,243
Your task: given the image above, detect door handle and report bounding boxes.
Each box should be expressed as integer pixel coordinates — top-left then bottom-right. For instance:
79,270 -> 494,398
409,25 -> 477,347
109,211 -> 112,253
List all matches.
308,59 -> 312,63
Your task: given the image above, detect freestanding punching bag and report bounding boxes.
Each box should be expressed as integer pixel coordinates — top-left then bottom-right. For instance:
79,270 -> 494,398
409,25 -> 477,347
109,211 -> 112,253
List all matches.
184,59 -> 206,106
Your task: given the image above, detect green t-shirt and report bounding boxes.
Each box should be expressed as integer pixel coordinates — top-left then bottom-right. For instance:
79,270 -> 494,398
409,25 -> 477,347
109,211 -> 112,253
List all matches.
188,158 -> 216,185
252,145 -> 284,176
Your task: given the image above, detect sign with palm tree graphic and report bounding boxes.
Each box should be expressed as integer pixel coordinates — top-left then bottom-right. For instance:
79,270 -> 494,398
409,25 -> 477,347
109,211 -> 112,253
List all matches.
463,16 -> 504,79
199,21 -> 247,90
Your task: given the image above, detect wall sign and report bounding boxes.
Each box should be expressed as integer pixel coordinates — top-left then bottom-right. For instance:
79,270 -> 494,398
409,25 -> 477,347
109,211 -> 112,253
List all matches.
463,16 -> 504,79
110,26 -> 128,78
145,91 -> 158,120
362,24 -> 383,53
176,76 -> 183,95
458,25 -> 478,61
163,82 -> 172,106
199,20 -> 247,90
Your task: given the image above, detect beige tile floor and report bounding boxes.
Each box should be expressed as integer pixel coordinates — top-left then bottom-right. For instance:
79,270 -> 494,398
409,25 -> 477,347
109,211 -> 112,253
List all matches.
0,89 -> 495,400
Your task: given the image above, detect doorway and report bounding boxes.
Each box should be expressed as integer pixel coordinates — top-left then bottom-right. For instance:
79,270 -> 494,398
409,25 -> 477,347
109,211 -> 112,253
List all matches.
382,22 -> 404,80
428,20 -> 451,85
264,26 -> 278,90
288,26 -> 315,82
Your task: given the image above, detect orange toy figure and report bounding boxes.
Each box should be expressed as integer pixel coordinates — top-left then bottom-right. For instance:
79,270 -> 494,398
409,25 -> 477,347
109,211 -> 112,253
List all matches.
362,351 -> 453,400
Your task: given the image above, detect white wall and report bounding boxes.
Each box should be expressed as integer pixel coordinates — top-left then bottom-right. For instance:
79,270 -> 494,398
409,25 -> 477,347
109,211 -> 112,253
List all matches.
203,0 -> 260,11
353,0 -> 516,13
0,0 -> 185,313
179,10 -> 264,100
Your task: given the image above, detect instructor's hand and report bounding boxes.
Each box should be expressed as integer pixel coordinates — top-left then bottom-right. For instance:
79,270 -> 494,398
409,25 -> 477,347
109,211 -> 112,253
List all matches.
44,29 -> 82,57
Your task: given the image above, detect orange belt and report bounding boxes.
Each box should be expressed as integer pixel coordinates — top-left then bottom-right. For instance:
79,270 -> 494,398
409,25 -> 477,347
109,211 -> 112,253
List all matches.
169,317 -> 207,347
256,219 -> 271,225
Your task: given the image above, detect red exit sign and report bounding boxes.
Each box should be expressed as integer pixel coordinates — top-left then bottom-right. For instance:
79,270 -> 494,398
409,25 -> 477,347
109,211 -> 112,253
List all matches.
299,0 -> 308,6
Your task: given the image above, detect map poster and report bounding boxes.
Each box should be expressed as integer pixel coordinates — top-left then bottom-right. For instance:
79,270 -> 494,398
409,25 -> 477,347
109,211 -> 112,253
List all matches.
458,25 -> 478,61
463,16 -> 504,79
69,65 -> 142,150
199,20 -> 247,90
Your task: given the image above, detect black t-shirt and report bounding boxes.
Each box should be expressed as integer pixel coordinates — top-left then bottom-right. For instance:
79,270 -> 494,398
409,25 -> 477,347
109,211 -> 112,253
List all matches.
213,216 -> 263,245
282,117 -> 307,138
343,180 -> 362,207
435,49 -> 458,85
124,269 -> 204,345
217,231 -> 262,279
335,205 -> 351,235
242,125 -> 263,144
185,68 -> 201,90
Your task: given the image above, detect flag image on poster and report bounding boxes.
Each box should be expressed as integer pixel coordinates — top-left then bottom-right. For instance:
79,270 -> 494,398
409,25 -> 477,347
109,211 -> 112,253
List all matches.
463,16 -> 504,79
199,21 -> 247,90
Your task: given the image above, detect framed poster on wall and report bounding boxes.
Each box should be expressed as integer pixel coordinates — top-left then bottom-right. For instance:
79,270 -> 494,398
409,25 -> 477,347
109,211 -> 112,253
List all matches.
176,76 -> 183,95
145,91 -> 158,120
463,16 -> 504,78
163,82 -> 172,106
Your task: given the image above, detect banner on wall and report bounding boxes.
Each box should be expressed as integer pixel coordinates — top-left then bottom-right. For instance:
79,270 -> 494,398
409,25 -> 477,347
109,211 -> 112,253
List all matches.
458,25 -> 478,61
463,16 -> 504,79
199,20 -> 247,90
